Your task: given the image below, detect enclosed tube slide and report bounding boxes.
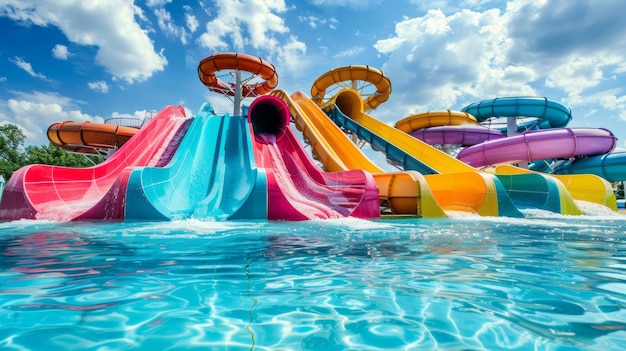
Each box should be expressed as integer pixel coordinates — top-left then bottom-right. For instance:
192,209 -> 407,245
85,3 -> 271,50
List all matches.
395,111 -> 506,147
461,97 -> 572,130
408,124 -> 505,147
124,103 -> 267,221
272,90 -> 447,218
248,95 -> 380,220
47,122 -> 139,155
0,105 -> 188,221
457,128 -> 617,168
554,151 -> 626,182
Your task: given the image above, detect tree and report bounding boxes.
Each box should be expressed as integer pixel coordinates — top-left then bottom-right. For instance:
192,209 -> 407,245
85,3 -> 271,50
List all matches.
24,144 -> 103,168
0,123 -> 103,180
0,124 -> 27,181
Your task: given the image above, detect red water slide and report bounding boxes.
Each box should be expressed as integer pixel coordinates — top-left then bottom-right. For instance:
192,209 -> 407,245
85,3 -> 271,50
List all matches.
0,105 -> 188,221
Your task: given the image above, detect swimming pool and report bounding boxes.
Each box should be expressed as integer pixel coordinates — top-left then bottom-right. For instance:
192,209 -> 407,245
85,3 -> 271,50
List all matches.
1,207 -> 625,350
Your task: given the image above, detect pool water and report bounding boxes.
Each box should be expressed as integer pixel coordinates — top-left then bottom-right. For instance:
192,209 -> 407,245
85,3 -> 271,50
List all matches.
1,208 -> 626,350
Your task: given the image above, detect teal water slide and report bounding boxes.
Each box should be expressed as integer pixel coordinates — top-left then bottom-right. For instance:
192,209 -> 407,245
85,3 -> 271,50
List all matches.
124,103 -> 267,220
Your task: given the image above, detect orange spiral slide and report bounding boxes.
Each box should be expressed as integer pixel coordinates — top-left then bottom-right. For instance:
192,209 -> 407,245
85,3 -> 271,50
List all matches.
198,52 -> 278,97
47,121 -> 139,155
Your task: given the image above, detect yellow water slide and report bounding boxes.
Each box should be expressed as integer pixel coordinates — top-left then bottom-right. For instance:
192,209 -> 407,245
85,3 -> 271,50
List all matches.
324,88 -> 525,216
308,65 -> 521,216
271,89 -> 446,218
395,110 -> 478,131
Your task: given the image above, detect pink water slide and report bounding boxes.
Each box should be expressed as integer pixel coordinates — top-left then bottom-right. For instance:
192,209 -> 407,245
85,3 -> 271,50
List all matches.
457,128 -> 617,167
248,95 -> 380,220
0,106 -> 188,221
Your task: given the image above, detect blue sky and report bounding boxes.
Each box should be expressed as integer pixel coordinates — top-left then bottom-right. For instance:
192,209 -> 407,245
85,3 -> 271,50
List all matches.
1,0 -> 625,154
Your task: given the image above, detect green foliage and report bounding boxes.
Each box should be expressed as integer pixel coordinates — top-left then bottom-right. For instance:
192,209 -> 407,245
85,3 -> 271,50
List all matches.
0,123 -> 103,180
0,124 -> 27,181
24,144 -> 103,168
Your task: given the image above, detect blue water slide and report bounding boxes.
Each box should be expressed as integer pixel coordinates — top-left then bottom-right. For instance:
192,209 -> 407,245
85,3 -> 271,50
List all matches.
124,103 -> 267,220
461,97 -> 572,131
551,151 -> 626,182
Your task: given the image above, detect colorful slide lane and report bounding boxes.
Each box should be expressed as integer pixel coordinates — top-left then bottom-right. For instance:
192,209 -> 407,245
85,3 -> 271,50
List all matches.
124,103 -> 267,221
0,105 -> 189,221
248,95 -> 380,220
273,89 -> 447,218
322,88 -> 587,216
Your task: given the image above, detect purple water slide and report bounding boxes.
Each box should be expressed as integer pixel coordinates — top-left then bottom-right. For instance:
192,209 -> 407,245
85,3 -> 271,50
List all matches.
457,128 -> 616,168
410,124 -> 505,147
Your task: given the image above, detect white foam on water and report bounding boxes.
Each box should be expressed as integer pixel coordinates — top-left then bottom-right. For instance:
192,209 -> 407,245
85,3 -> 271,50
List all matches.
307,217 -> 396,230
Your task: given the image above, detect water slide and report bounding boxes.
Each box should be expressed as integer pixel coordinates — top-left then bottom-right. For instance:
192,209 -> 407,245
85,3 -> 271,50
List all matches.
272,89 -> 447,218
395,112 -> 505,146
321,87 -> 588,215
459,97 -> 617,209
396,99 -> 617,210
0,105 -> 189,221
457,128 -> 616,167
247,95 -> 380,220
461,97 -> 572,130
47,121 -> 139,156
553,151 -> 626,182
123,103 -> 267,221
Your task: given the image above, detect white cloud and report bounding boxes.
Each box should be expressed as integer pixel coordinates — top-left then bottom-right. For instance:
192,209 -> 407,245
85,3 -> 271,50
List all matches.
197,0 -> 290,52
184,5 -> 199,33
333,46 -> 365,58
1,0 -> 167,84
373,8 -> 522,119
146,0 -> 172,8
0,91 -> 104,146
88,81 -> 110,93
52,44 -> 70,60
11,57 -> 48,80
154,7 -> 189,44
